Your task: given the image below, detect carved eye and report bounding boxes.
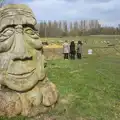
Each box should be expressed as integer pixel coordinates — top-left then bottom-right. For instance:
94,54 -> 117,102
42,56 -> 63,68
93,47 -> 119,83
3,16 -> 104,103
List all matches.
25,28 -> 35,35
24,27 -> 40,39
0,28 -> 14,42
3,29 -> 14,36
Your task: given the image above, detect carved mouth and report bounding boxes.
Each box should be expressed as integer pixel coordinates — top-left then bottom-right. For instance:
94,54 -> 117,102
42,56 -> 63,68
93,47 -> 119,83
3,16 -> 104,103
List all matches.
8,68 -> 36,79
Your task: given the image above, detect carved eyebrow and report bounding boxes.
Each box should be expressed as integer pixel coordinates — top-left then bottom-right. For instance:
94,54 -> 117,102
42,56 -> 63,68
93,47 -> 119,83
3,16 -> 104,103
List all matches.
23,24 -> 37,31
0,24 -> 16,33
0,24 -> 37,33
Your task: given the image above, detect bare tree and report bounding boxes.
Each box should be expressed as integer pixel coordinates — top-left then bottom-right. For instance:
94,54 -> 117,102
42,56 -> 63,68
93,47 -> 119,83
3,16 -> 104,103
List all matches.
63,20 -> 68,36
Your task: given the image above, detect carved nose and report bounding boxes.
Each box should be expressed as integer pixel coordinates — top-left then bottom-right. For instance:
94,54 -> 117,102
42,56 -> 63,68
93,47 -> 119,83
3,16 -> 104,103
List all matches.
12,25 -> 32,60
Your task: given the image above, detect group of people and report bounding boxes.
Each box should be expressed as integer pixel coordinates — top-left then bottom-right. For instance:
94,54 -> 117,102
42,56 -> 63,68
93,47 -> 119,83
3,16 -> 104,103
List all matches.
63,40 -> 83,60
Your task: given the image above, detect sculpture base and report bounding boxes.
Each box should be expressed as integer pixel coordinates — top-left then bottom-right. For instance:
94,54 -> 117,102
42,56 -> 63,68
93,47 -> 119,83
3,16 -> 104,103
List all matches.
0,78 -> 58,117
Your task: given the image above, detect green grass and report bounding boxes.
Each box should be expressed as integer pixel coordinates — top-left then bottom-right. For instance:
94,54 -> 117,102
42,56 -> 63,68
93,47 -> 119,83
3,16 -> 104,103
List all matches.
45,56 -> 120,120
41,36 -> 120,46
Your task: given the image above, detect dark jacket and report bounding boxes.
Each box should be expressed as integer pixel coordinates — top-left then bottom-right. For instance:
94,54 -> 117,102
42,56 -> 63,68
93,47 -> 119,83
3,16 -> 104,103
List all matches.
70,41 -> 76,54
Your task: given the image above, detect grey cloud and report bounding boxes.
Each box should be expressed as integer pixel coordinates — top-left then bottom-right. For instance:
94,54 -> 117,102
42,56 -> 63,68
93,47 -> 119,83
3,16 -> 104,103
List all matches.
26,0 -> 120,26
63,0 -> 112,3
84,0 -> 112,3
65,0 -> 78,1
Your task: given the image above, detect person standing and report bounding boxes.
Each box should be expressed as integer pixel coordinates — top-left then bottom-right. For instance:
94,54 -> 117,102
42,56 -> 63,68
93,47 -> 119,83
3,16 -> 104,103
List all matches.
63,40 -> 70,59
77,40 -> 82,59
70,40 -> 76,60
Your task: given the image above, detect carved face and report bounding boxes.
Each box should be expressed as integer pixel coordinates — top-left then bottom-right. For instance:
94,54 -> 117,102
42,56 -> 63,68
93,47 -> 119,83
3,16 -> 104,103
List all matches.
0,19 -> 45,92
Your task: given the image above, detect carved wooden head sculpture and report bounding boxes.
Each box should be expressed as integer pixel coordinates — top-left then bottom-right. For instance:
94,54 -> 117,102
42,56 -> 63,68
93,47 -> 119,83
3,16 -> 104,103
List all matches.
0,4 -> 46,91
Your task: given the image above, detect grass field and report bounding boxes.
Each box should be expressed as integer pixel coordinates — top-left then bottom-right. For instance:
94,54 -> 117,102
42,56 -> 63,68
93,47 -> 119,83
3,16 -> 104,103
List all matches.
1,36 -> 120,120
41,35 -> 120,45
46,56 -> 120,120
43,35 -> 120,59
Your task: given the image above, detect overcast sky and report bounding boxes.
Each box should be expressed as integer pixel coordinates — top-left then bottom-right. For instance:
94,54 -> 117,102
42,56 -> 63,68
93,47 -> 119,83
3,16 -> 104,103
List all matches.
11,0 -> 120,26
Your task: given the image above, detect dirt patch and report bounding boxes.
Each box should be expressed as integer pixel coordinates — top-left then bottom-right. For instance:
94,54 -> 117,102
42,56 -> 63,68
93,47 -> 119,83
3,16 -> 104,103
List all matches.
44,48 -> 63,60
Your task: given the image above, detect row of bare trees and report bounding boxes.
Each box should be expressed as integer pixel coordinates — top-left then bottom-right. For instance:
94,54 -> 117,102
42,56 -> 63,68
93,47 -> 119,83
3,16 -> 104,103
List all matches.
35,20 -> 120,37
35,20 -> 101,37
